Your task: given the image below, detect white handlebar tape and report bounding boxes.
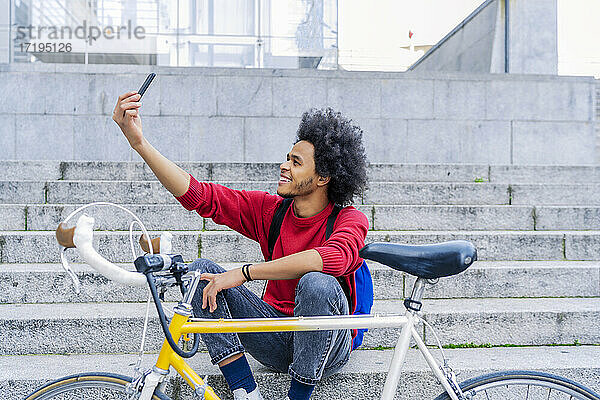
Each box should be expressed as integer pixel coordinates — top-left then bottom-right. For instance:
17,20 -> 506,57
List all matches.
160,231 -> 173,254
73,214 -> 146,286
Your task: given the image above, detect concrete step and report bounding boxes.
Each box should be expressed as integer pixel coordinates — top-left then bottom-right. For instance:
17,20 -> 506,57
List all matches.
2,180 -> 599,206
366,182 -> 600,205
0,161 -> 62,181
2,230 -> 600,263
1,298 -> 599,356
6,203 -> 600,232
1,261 -> 598,304
371,205 -> 600,230
368,205 -> 600,230
488,165 -> 600,184
2,160 -> 599,184
43,181 -> 274,205
200,230 -> 600,262
0,181 -> 46,204
0,231 -> 200,263
2,346 -> 599,399
2,204 -> 599,231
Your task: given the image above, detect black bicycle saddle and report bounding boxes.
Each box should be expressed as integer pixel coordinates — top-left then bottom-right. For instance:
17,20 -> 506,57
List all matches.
359,240 -> 477,279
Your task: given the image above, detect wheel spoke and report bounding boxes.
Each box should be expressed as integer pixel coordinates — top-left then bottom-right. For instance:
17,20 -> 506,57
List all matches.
24,374 -> 168,400
447,372 -> 599,400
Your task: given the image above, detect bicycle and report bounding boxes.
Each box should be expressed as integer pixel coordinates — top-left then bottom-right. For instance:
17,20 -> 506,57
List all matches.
24,203 -> 600,400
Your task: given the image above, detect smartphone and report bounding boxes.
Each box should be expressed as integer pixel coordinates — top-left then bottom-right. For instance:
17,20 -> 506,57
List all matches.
137,73 -> 156,100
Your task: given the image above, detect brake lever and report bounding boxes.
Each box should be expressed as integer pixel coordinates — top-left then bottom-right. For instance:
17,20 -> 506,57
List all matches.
60,246 -> 81,294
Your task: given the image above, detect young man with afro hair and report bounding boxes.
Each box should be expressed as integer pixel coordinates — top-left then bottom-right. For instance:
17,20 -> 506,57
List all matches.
114,92 -> 369,400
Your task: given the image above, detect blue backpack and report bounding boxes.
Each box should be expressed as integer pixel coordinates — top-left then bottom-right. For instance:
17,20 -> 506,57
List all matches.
267,199 -> 374,351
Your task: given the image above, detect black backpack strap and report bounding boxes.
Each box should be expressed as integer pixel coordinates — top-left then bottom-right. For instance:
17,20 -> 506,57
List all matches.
267,198 -> 293,261
325,204 -> 342,240
325,205 -> 353,311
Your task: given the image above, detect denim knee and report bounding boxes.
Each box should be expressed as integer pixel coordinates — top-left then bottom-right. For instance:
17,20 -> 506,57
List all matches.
187,259 -> 226,312
188,258 -> 226,274
294,271 -> 347,316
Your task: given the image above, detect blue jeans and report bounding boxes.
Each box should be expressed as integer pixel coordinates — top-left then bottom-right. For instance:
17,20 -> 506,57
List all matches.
188,259 -> 352,385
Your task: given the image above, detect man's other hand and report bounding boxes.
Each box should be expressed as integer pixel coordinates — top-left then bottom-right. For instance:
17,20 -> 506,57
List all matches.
200,269 -> 246,312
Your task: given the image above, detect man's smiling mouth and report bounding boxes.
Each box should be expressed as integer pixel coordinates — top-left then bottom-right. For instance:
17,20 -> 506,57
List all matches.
279,174 -> 292,184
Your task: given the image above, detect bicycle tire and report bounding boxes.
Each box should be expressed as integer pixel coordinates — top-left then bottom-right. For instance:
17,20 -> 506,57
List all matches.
23,372 -> 171,400
433,370 -> 600,400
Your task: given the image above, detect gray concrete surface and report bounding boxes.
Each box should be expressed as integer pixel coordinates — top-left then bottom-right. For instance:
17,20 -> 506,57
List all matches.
0,204 -> 594,231
0,231 -> 201,263
1,298 -> 598,355
0,181 -> 45,204
198,230 -> 573,263
371,205 -> 534,230
43,181 -> 277,204
565,232 -> 600,260
3,160 -> 599,183
488,165 -> 600,183
0,154 -> 598,392
1,180 -> 598,206
3,346 -> 600,399
1,261 -> 597,304
507,0 -> 558,74
411,0 -> 558,75
0,65 -> 595,164
535,207 -> 600,230
510,184 -> 600,206
0,204 -> 600,231
0,161 -> 61,181
24,204 -> 206,231
410,0 -> 499,74
364,183 -> 509,205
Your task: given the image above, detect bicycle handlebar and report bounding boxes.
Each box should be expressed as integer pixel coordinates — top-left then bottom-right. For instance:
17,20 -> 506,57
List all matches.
56,223 -> 76,248
64,214 -> 147,287
139,234 -> 163,254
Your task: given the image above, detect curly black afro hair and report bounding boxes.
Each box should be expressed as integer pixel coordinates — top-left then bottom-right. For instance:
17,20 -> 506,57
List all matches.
295,108 -> 368,206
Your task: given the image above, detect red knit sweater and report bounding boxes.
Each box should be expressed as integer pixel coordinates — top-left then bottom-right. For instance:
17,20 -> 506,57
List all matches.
176,175 -> 369,319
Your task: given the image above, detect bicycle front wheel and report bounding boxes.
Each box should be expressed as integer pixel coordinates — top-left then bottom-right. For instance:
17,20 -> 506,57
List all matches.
434,370 -> 600,400
24,372 -> 171,400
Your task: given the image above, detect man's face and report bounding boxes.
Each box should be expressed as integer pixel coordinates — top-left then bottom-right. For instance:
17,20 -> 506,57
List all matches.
277,140 -> 320,198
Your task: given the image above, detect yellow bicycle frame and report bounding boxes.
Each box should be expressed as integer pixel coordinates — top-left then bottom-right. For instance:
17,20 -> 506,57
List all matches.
152,308 -> 410,400
154,312 -> 221,399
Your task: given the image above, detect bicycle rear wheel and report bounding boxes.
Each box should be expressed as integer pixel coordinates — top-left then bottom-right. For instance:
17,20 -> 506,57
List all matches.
24,372 -> 171,400
434,370 -> 600,400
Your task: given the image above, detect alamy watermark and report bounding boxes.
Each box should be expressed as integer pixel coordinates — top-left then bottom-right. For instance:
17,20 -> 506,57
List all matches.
15,20 -> 148,53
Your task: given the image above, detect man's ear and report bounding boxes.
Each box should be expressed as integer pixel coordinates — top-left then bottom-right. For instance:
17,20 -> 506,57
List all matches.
317,175 -> 330,187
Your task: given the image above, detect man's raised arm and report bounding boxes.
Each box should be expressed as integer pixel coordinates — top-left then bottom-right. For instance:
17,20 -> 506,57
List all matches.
112,91 -> 190,196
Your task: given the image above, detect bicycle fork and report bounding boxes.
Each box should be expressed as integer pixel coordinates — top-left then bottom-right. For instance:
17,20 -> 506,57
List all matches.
130,303 -> 220,400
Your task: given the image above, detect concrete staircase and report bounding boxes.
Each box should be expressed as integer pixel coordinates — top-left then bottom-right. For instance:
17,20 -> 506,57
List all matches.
1,160 -> 599,399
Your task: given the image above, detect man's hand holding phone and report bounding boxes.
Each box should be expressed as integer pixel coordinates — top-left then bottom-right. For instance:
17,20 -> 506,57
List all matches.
112,73 -> 155,150
112,91 -> 144,149
111,73 -> 190,196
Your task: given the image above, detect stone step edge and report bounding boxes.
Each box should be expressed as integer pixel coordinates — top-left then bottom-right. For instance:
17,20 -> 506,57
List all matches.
9,203 -> 600,207
3,346 -> 599,378
2,346 -> 599,397
3,297 -> 599,320
3,260 -> 599,272
4,180 -> 600,186
2,261 -> 597,304
3,229 -> 600,234
4,160 -> 599,166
